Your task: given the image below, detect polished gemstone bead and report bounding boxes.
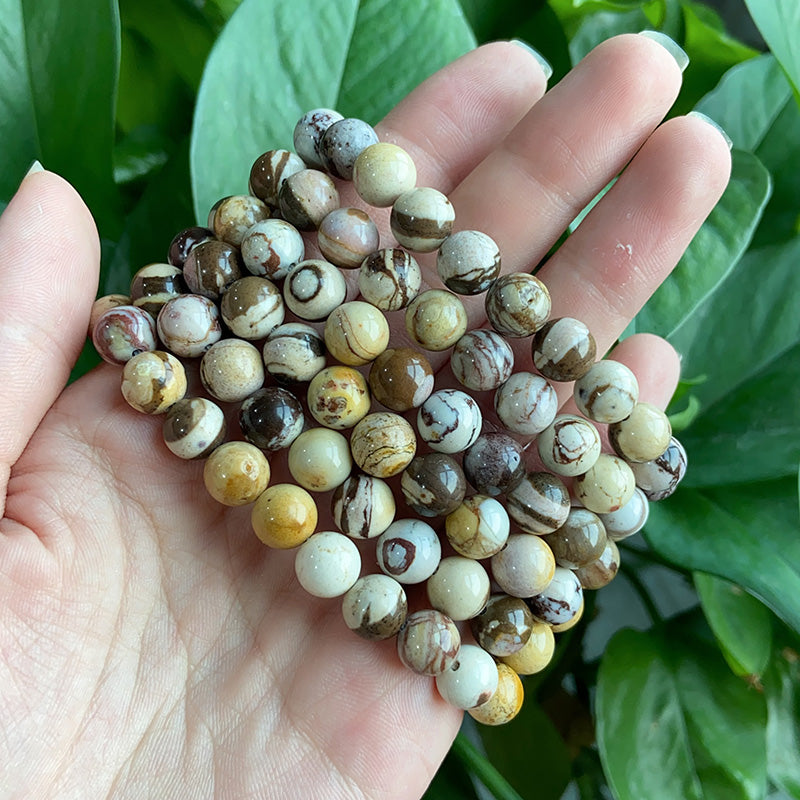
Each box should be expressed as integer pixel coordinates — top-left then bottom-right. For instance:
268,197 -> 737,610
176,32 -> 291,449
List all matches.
294,531 -> 361,598
445,495 -> 509,559
550,600 -> 584,632
574,539 -> 620,590
532,317 -> 596,381
288,427 -> 352,492
293,108 -> 343,169
574,454 -> 636,513
376,519 -> 441,584
427,557 -> 491,621
239,386 -> 304,452
358,248 -> 422,311
391,187 -> 454,252
437,230 -> 501,295
468,663 -> 524,726
324,301 -> 390,366
435,644 -> 498,709
405,289 -> 468,351
319,117 -> 379,180
163,397 -> 226,460
526,567 -> 583,626
307,365 -> 370,429
629,436 -> 687,500
494,372 -> 558,435
240,218 -> 305,280
417,389 -> 482,454
498,621 -> 554,675
278,169 -> 340,231
332,474 -> 396,539
537,414 -> 602,477
318,207 -> 380,269
574,359 -> 639,424
599,487 -> 649,541
401,453 -> 466,517
368,347 -> 434,412
89,294 -> 130,335
485,273 -> 551,337
249,149 -> 306,207
350,412 -> 417,478
183,240 -> 243,300
157,294 -> 222,358
491,534 -> 555,598
451,329 -> 514,391
505,472 -> 570,535
92,305 -> 157,365
210,194 -> 270,246
200,338 -> 264,403
342,574 -> 407,640
251,483 -> 318,549
463,432 -> 525,497
397,609 -> 460,676
283,259 -> 347,321
167,226 -> 214,268
262,323 -> 326,385
470,595 -> 534,656
221,276 -> 284,340
130,263 -> 186,319
353,142 -> 417,207
548,508 -> 607,569
203,441 -> 270,506
121,350 -> 186,414
609,402 -> 672,463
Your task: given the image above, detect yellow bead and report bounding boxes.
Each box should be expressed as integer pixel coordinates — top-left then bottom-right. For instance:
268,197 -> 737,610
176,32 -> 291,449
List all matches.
609,401 -> 672,462
353,142 -> 417,207
203,442 -> 270,506
468,663 -> 524,726
307,365 -> 371,430
324,301 -> 390,366
550,598 -> 585,633
121,350 -> 187,414
499,622 -> 555,674
251,483 -> 318,549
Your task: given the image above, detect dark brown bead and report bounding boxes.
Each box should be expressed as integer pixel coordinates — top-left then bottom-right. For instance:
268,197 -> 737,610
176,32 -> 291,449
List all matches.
401,453 -> 466,517
183,240 -> 244,301
548,508 -> 607,569
167,226 -> 214,268
470,595 -> 534,656
239,387 -> 304,452
130,264 -> 186,319
532,317 -> 596,381
249,149 -> 306,207
463,432 -> 524,497
368,348 -> 434,412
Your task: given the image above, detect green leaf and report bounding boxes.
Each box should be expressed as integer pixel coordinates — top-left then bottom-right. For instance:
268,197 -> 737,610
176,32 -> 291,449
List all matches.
567,7 -> 650,64
549,0 -> 645,39
743,0 -> 800,97
451,733 -> 525,800
424,745 -> 480,800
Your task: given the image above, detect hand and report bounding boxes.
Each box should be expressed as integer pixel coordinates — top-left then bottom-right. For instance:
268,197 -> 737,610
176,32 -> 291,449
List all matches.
0,35 -> 730,799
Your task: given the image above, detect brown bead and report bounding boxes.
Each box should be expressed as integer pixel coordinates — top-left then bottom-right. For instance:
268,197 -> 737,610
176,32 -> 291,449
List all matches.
574,539 -> 620,589
183,240 -> 243,300
470,595 -> 534,657
368,347 -> 434,412
505,471 -> 570,535
130,263 -> 186,319
401,453 -> 466,517
548,508 -> 608,569
211,195 -> 270,246
167,226 -> 214,268
278,169 -> 339,231
532,317 -> 596,381
397,609 -> 461,675
249,149 -> 305,207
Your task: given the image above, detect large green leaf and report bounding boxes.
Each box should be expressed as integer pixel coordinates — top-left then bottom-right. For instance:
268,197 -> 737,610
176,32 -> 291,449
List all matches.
567,7 -> 650,63
743,0 -> 800,97
765,632 -> 800,797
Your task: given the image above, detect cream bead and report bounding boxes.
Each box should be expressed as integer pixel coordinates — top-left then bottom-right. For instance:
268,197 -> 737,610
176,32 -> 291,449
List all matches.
332,474 -> 396,539
283,259 -> 347,321
608,402 -> 672,463
435,644 -> 498,709
574,454 -> 636,514
353,142 -> 417,207
288,428 -> 352,492
499,622 -> 555,675
491,534 -> 555,599
427,556 -> 491,621
324,301 -> 390,366
350,412 -> 417,478
294,531 -> 361,598
527,567 -> 584,626
599,487 -> 650,541
573,359 -> 639,424
536,414 -> 602,477
342,574 -> 407,640
376,519 -> 441,584
445,495 -> 510,559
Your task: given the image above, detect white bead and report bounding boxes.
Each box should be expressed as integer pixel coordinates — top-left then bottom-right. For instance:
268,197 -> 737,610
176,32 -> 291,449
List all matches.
417,389 -> 482,453
435,644 -> 499,709
294,531 -> 361,598
376,519 -> 441,584
574,360 -> 638,423
537,414 -> 601,477
491,534 -> 555,598
283,259 -> 347,321
427,556 -> 491,621
599,487 -> 650,541
341,574 -> 407,639
494,372 -> 558,435
527,567 -> 583,626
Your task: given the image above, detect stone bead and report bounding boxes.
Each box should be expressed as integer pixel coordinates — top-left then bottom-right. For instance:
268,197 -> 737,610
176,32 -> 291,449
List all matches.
249,149 -> 306,207
353,142 -> 417,207
548,508 -> 607,569
499,622 -> 555,675
294,531 -> 361,598
358,248 -> 422,311
417,389 -> 482,454
220,276 -> 285,340
293,108 -> 343,169
278,169 -> 339,231
251,483 -> 318,549
437,230 -> 501,295
401,453 -> 466,518
468,663 -> 524,726
485,273 -> 551,338
405,289 -> 468,351
162,397 -> 226,460
505,472 -> 570,535
368,347 -> 434,412
599,487 -> 649,541
157,294 -> 222,358
121,350 -> 187,414
550,599 -> 584,633
470,594 -> 534,657
167,226 -> 214,268
283,259 -> 347,321
203,441 -> 270,506
350,412 -> 417,478
526,567 -> 583,627
391,187 -> 455,252
332,474 -> 396,539
445,496 -> 510,559
609,402 -> 673,463
376,519 -> 441,584
183,240 -> 243,300
288,427 -> 352,492
89,294 -> 130,334
239,386 -> 304,452
324,301 -> 390,366
435,644 -> 498,710
427,557 -> 491,621
574,538 -> 620,590
494,372 -> 558,436
574,454 -> 636,514
532,317 -> 596,382
130,263 -> 186,318
317,207 -> 380,269
397,609 -> 461,676
463,432 -> 525,497
262,323 -> 326,385
240,218 -> 305,281
537,414 -> 602,477
210,195 -> 270,246
573,360 -> 639,424
307,365 -> 370,429
451,329 -> 514,392
342,574 -> 408,640
491,534 -> 556,598
200,339 -> 264,403
630,437 -> 687,501
319,117 -> 379,180
92,305 -> 157,365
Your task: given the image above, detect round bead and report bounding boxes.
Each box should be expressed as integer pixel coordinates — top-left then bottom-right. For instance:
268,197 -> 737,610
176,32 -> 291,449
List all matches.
89,294 -> 130,334
574,538 -> 621,590
451,329 -> 514,392
417,389 -> 482,454
162,397 -> 226,460
353,142 -> 417,207
130,263 -> 185,318
494,372 -> 558,435
629,437 -> 687,501
288,428 -> 352,492
283,259 -> 347,321
294,531 -> 361,598
220,276 -> 284,339
609,402 -> 673,463
599,487 -> 650,541
342,574 -> 407,640
210,195 -> 270,246
278,169 -> 339,231
239,386 -> 304,452
251,483 -> 318,549
468,663 -> 524,726
470,594 -> 534,656
307,365 -> 370,429
437,231 -> 501,295
368,347 -> 434,412
397,609 -> 461,676
121,350 -> 186,414
167,226 -> 214,268
427,557 -> 491,621
435,644 -> 498,710
199,339 -> 264,403
573,360 -> 639,424
317,207 -> 380,269
376,519 -> 441,584
92,305 -> 157,365
332,474 -> 396,539
249,149 -> 306,207
485,273 -> 551,337
532,317 -> 596,382
240,218 -> 305,280
526,567 -> 583,626
445,495 -> 510,559
537,414 -> 602,477
548,508 -> 607,569
505,472 -> 570,535
574,454 -> 636,514
391,187 -> 454,252
491,534 -> 556,598
499,622 -> 555,675
324,301 -> 390,366
401,453 -> 466,518
405,289 -> 468,351
358,248 -> 422,311
262,323 -> 326,385
157,294 -> 222,358
319,117 -> 379,180
183,240 -> 243,300
350,412 -> 416,478
551,599 -> 584,633
463,432 -> 525,497
203,442 -> 270,506
293,108 -> 343,169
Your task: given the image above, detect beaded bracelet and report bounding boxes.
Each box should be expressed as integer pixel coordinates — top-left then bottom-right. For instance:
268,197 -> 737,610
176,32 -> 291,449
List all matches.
89,107 -> 688,726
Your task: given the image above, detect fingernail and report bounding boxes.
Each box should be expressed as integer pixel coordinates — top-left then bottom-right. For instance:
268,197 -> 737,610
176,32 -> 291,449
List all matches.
510,39 -> 553,81
687,111 -> 734,150
638,31 -> 690,73
24,160 -> 45,180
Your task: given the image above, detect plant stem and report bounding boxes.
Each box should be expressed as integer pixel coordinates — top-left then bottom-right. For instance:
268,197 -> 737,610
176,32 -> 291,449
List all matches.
619,563 -> 664,627
451,733 -> 525,800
